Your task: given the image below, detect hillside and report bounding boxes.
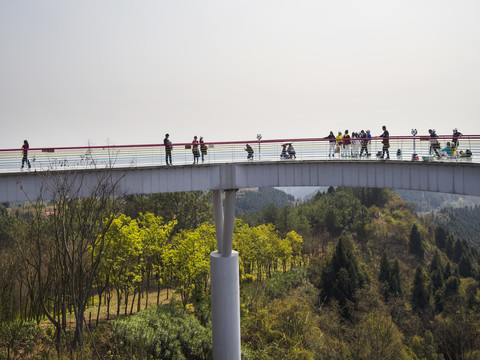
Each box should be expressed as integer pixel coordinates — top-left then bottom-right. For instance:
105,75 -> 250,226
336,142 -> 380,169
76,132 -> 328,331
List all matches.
238,187 -> 480,359
1,188 -> 480,359
395,189 -> 480,213
430,205 -> 480,248
235,187 -> 295,215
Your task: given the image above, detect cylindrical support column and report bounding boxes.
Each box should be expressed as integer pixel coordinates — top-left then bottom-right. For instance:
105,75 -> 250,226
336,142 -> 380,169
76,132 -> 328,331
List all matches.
212,190 -> 224,253
210,251 -> 241,360
222,189 -> 237,257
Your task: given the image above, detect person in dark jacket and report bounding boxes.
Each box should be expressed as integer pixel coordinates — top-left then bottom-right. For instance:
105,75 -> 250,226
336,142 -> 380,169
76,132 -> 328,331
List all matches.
200,136 -> 208,163
164,134 -> 172,165
380,126 -> 390,159
325,131 -> 336,157
245,144 -> 254,160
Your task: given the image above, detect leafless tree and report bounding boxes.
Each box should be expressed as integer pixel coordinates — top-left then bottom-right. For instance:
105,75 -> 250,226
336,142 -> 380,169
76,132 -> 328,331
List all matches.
14,166 -> 124,350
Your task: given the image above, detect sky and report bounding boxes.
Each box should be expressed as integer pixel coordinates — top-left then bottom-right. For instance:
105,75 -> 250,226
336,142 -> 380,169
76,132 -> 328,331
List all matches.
1,0 -> 479,149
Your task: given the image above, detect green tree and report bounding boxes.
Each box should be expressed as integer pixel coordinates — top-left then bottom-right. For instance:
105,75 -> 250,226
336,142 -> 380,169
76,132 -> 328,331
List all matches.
123,191 -> 212,231
320,233 -> 367,308
379,253 -> 391,284
434,226 -> 447,250
458,255 -> 474,278
351,312 -> 409,360
136,213 -> 176,308
379,254 -> 402,299
409,224 -> 424,259
429,251 -> 444,292
101,214 -> 143,317
411,266 -> 430,313
171,224 -> 215,307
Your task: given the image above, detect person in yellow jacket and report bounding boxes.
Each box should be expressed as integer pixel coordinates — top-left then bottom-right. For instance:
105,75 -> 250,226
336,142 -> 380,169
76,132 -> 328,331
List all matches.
335,131 -> 343,155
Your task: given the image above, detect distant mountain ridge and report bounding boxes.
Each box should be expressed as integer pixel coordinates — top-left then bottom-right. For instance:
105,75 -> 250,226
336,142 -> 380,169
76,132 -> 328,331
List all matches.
394,189 -> 480,213
235,187 -> 295,215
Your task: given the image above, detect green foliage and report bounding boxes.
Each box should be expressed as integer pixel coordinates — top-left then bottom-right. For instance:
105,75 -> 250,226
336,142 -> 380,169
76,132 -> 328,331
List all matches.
0,320 -> 39,359
236,187 -> 295,215
433,205 -> 480,247
111,305 -> 212,360
170,224 -> 215,307
241,284 -> 322,360
411,266 -> 430,313
319,233 -> 367,310
434,226 -> 447,250
395,190 -> 480,213
379,254 -> 402,299
264,267 -> 308,300
351,312 -> 410,360
4,186 -> 480,358
409,224 -> 425,260
123,191 -> 213,232
434,308 -> 480,360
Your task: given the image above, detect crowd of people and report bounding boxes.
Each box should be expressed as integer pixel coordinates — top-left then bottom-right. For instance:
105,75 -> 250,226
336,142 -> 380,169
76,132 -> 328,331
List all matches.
19,128 -> 466,169
422,128 -> 464,159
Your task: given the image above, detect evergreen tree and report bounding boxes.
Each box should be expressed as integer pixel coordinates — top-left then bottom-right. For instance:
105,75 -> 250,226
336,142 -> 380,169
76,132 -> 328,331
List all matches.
445,236 -> 454,260
443,276 -> 460,298
409,224 -> 424,260
458,255 -> 473,278
389,259 -> 403,297
429,251 -> 444,291
379,253 -> 391,283
411,266 -> 430,312
428,251 -> 443,274
453,239 -> 465,263
443,261 -> 452,280
434,226 -> 447,250
320,233 -> 367,308
379,254 -> 402,299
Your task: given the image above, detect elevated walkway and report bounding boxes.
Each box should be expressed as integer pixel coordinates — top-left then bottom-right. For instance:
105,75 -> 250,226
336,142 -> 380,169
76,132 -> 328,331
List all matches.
2,159 -> 479,203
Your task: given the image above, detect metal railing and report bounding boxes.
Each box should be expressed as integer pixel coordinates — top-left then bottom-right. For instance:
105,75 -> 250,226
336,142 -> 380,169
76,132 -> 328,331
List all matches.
1,135 -> 479,173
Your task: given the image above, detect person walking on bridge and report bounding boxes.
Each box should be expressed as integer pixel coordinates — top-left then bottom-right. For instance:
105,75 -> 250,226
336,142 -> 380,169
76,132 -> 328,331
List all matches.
335,131 -> 343,156
359,130 -> 370,157
164,133 -> 173,165
21,140 -> 31,169
325,131 -> 336,158
452,128 -> 462,154
245,144 -> 254,160
343,130 -> 351,158
380,126 -> 390,159
200,136 -> 208,163
429,129 -> 441,158
192,136 -> 200,164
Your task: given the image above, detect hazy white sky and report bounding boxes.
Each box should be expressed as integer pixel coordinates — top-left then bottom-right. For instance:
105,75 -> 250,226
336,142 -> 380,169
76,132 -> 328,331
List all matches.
1,0 -> 479,149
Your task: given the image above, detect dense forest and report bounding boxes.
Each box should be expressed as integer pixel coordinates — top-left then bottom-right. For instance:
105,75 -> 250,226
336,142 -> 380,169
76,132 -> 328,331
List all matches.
235,187 -> 295,215
430,205 -> 480,248
394,190 -> 480,213
0,183 -> 480,359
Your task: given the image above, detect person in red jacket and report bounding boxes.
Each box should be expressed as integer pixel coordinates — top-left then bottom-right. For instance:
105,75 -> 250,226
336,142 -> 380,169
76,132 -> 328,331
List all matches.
21,140 -> 31,169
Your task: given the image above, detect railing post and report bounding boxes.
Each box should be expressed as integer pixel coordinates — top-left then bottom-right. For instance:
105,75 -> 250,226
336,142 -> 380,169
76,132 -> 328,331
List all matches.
210,189 -> 241,360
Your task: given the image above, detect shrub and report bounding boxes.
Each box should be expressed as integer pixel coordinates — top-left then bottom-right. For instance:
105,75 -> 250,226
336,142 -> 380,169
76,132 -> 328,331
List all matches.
111,305 -> 212,359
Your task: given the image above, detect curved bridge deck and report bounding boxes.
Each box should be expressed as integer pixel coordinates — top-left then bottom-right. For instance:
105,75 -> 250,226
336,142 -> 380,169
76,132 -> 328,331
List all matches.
1,135 -> 479,202
1,160 -> 479,203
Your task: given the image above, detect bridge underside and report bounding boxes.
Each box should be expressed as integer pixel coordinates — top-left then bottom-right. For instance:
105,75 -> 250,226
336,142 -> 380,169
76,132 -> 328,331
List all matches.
1,160 -> 479,203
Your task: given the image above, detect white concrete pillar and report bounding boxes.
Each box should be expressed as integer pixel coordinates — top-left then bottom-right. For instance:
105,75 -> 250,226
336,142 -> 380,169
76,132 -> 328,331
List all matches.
212,190 -> 224,253
221,190 -> 236,257
210,189 -> 241,360
210,251 -> 241,360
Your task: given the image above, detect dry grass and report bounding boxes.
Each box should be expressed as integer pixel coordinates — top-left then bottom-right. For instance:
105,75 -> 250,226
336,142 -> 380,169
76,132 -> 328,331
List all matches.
42,288 -> 179,327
